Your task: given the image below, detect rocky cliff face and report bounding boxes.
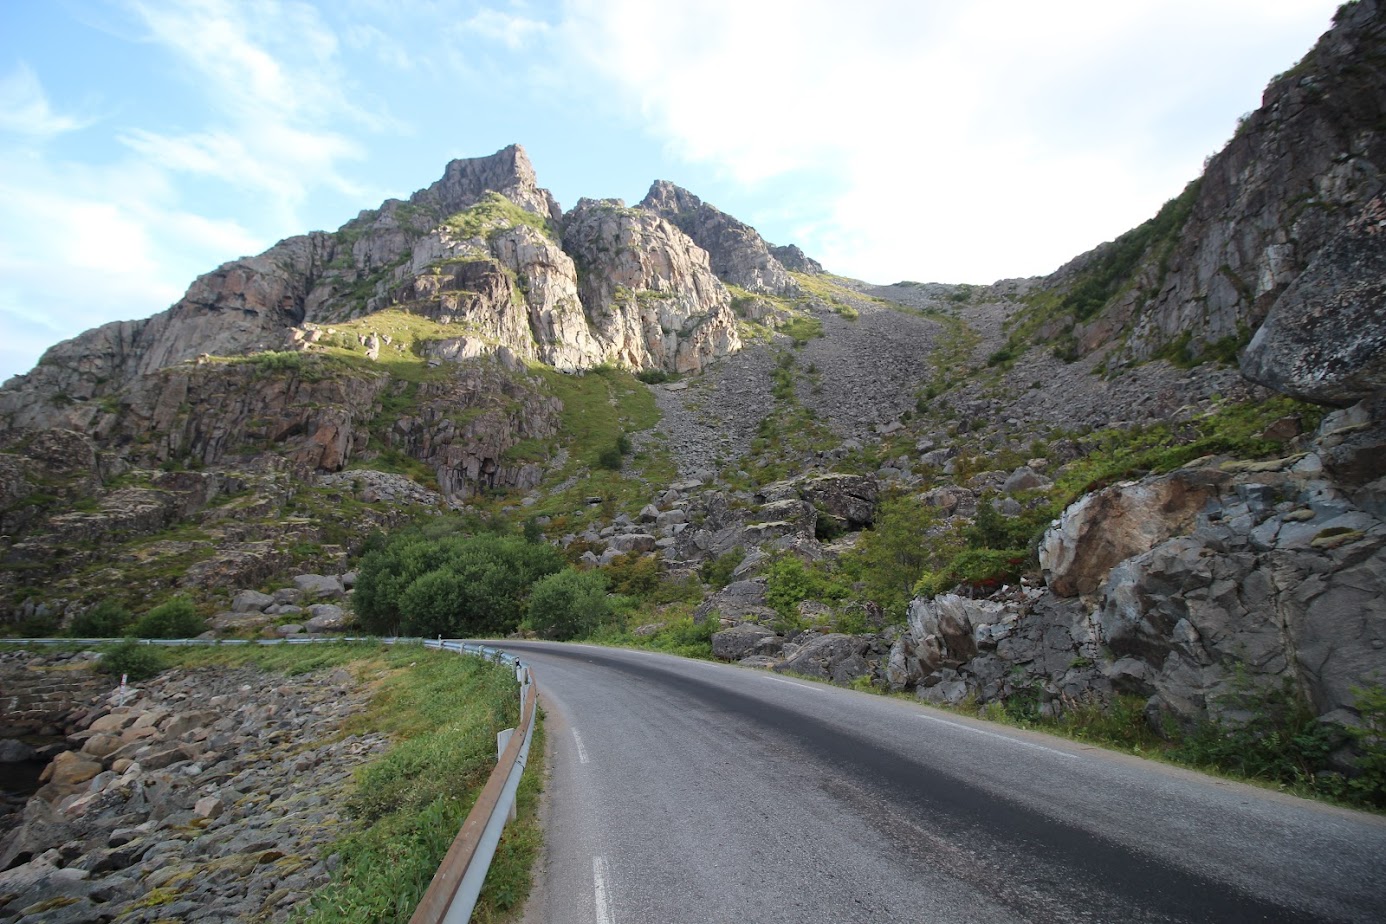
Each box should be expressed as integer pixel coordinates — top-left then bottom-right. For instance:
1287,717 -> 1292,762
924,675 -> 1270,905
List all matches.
1045,0 -> 1384,367
0,145 -> 752,433
640,180 -> 798,296
564,198 -> 741,373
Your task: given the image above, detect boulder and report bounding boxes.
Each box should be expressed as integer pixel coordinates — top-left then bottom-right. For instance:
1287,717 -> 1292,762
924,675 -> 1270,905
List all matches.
305,604 -> 346,632
231,590 -> 274,613
693,580 -> 774,624
711,624 -> 777,661
1040,470 -> 1223,598
608,534 -> 657,555
293,574 -> 345,600
774,634 -> 875,685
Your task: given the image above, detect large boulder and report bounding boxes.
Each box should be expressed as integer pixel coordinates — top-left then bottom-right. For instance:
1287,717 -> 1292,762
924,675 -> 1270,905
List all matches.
1241,196 -> 1386,406
1039,470 -> 1222,598
711,624 -> 777,661
774,634 -> 876,685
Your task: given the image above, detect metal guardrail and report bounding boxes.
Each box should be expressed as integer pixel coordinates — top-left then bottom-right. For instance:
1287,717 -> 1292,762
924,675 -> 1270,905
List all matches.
3,634 -> 537,924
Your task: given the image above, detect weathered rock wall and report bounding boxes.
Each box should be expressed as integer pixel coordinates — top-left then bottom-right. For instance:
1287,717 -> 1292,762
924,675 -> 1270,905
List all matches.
564,198 -> 742,374
640,180 -> 797,296
1053,1 -> 1384,366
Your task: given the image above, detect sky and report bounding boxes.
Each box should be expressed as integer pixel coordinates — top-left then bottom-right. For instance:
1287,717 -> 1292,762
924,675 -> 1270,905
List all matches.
0,0 -> 1344,383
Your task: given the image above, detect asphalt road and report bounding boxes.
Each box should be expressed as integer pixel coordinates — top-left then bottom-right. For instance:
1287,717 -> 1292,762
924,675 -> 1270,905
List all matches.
500,641 -> 1386,924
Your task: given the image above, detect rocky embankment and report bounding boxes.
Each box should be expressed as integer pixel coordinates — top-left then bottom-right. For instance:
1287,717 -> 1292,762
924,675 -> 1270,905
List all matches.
0,654 -> 386,924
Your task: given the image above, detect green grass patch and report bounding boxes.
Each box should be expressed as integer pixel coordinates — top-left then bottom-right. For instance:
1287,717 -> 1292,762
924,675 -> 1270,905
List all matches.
164,642 -> 541,924
443,191 -> 558,243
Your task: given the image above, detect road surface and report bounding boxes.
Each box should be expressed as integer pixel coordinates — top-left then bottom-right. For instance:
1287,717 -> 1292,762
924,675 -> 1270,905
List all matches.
499,641 -> 1386,924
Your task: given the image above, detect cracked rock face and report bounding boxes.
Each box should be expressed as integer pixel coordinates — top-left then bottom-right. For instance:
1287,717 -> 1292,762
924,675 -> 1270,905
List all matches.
563,198 -> 741,374
640,180 -> 798,297
1241,196 -> 1386,405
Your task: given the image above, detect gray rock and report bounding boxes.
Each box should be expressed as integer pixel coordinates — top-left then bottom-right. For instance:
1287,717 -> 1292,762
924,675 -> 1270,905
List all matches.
231,590 -> 274,613
774,634 -> 874,684
305,604 -> 346,632
1241,195 -> 1386,406
293,574 -> 345,600
608,533 -> 657,555
712,624 -> 776,661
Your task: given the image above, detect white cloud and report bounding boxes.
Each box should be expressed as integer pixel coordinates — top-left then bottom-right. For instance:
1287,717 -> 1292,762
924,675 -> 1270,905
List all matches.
0,64 -> 88,137
119,0 -> 376,216
558,0 -> 1342,283
459,8 -> 551,49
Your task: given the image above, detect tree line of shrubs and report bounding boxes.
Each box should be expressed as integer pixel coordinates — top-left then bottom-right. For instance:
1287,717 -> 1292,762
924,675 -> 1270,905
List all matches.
353,522 -> 612,641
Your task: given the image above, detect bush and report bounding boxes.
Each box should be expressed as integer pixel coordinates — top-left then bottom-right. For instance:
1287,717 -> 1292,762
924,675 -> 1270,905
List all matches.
596,444 -> 623,471
99,638 -> 167,680
635,369 -> 670,385
526,569 -> 611,641
914,548 -> 1030,598
354,531 -> 565,636
1172,675 -> 1340,788
130,597 -> 205,639
698,548 -> 744,589
68,600 -> 132,638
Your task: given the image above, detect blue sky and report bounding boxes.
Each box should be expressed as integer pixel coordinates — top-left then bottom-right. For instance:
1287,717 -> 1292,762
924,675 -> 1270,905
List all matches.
0,0 -> 1343,383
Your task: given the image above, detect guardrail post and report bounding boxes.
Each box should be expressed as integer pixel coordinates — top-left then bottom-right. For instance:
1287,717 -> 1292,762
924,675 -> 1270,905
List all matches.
496,728 -> 518,822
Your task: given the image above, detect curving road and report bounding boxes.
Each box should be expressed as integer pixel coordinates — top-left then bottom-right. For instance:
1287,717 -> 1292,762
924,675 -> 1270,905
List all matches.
500,642 -> 1386,924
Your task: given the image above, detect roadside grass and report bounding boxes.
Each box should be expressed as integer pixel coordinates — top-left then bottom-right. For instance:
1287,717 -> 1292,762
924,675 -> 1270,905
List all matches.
158,642 -> 542,923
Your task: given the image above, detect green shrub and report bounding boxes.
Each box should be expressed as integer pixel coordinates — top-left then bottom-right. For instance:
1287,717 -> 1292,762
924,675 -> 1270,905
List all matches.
914,548 -> 1031,598
130,597 -> 205,639
526,569 -> 612,641
354,531 -> 565,636
596,444 -> 623,471
699,548 -> 744,589
68,600 -> 132,638
98,638 -> 167,680
1172,675 -> 1340,788
635,369 -> 670,385
1345,684 -> 1386,807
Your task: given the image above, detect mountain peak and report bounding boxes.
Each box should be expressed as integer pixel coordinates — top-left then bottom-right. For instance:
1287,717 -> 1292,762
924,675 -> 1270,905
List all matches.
414,143 -> 560,223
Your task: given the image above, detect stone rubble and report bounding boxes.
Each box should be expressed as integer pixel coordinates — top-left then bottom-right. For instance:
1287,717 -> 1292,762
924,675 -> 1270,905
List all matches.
0,660 -> 388,924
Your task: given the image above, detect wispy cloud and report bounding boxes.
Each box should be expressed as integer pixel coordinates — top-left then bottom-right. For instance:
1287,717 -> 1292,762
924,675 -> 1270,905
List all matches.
459,8 -> 551,50
118,0 -> 379,217
0,64 -> 89,137
557,0 -> 1341,283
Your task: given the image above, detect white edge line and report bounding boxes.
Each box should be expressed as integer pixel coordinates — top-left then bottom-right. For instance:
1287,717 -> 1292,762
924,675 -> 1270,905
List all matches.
765,675 -> 826,692
916,712 -> 1078,759
594,855 -> 614,924
572,728 -> 591,765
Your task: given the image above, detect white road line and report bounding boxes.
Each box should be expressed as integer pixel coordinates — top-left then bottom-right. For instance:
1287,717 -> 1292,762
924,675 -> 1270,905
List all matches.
915,713 -> 1079,759
593,855 -> 614,924
572,728 -> 591,764
765,675 -> 826,692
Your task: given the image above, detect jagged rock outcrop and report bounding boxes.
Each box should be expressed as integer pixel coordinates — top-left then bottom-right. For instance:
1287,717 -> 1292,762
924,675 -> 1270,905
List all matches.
1241,195 -> 1386,404
0,145 -> 748,437
891,401 -> 1386,726
563,198 -> 741,373
769,244 -> 823,275
1049,1 -> 1384,364
640,181 -> 798,296
1039,470 -> 1222,598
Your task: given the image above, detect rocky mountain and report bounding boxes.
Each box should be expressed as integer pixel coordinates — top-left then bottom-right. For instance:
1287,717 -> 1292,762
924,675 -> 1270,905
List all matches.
1029,0 -> 1384,380
1,3 -> 1384,762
